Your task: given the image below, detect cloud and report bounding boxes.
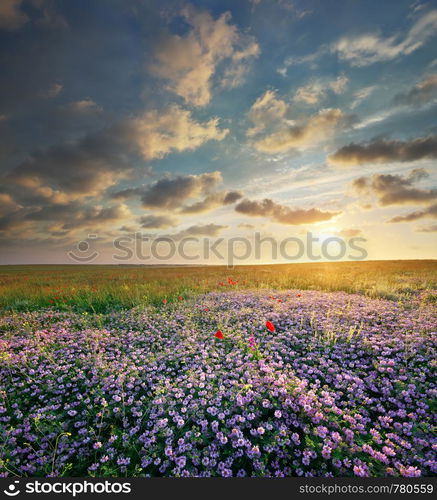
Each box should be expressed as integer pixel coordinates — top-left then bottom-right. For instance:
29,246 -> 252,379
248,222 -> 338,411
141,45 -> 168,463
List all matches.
277,51 -> 321,75
181,223 -> 228,237
252,108 -> 351,153
61,99 -> 102,114
0,192 -> 18,212
293,75 -> 348,104
169,223 -> 228,239
139,172 -> 222,209
352,169 -> 437,206
113,173 -> 241,216
350,85 -> 377,109
332,10 -> 437,67
293,81 -> 325,105
0,106 -> 228,240
113,172 -> 223,210
149,6 -> 259,106
24,201 -> 130,225
131,106 -> 228,159
235,198 -> 340,225
0,200 -> 132,236
246,90 -> 288,137
0,0 -> 28,30
0,0 -> 65,31
415,223 -> 437,232
40,82 -> 63,98
329,75 -> 349,94
119,225 -> 136,232
56,204 -> 131,231
139,214 -> 179,229
393,74 -> 437,107
282,10 -> 437,71
388,202 -> 437,223
4,129 -> 134,203
329,135 -> 437,166
3,106 -> 227,203
180,190 -> 243,214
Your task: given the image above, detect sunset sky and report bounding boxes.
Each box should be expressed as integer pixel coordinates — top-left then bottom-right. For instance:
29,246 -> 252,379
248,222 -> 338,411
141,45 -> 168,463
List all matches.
0,0 -> 436,264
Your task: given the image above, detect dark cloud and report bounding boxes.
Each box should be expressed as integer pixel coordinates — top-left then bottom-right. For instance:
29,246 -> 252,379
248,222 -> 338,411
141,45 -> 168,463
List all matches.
180,224 -> 228,237
352,168 -> 437,206
0,105 -> 228,242
139,214 -> 178,229
4,104 -> 223,203
388,203 -> 437,223
139,172 -> 221,209
180,190 -> 243,214
110,187 -> 142,200
2,119 -> 147,207
0,210 -> 29,232
235,198 -> 340,225
393,74 -> 437,107
329,135 -> 437,166
223,190 -> 243,204
112,172 -> 222,209
111,172 -> 237,214
0,200 -> 131,236
168,223 -> 228,240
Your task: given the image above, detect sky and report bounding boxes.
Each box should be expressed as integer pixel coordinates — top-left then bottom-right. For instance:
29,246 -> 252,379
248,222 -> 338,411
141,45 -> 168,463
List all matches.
0,0 -> 436,264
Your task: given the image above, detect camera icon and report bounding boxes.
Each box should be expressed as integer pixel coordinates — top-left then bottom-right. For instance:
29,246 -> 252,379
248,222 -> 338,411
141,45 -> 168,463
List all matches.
68,234 -> 99,263
4,481 -> 20,496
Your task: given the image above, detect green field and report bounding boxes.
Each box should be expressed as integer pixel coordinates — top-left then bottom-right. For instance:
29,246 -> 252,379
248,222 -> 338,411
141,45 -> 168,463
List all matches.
1,260 -> 436,313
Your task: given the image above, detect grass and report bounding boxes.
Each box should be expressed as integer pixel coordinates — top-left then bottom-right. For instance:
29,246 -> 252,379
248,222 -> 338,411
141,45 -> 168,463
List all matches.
0,260 -> 436,313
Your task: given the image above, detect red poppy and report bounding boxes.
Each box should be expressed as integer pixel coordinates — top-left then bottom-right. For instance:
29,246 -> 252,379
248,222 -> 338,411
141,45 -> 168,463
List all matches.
162,299 -> 167,304
296,294 -> 302,297
204,307 -> 209,312
266,321 -> 275,332
215,330 -> 224,339
178,296 -> 183,301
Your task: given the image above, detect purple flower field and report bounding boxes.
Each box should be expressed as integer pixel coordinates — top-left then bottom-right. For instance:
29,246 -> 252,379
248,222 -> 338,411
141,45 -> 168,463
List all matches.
0,290 -> 436,477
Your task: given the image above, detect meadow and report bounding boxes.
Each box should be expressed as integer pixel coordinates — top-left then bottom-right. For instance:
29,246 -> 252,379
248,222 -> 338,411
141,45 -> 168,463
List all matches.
1,260 -> 436,313
0,261 -> 436,477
